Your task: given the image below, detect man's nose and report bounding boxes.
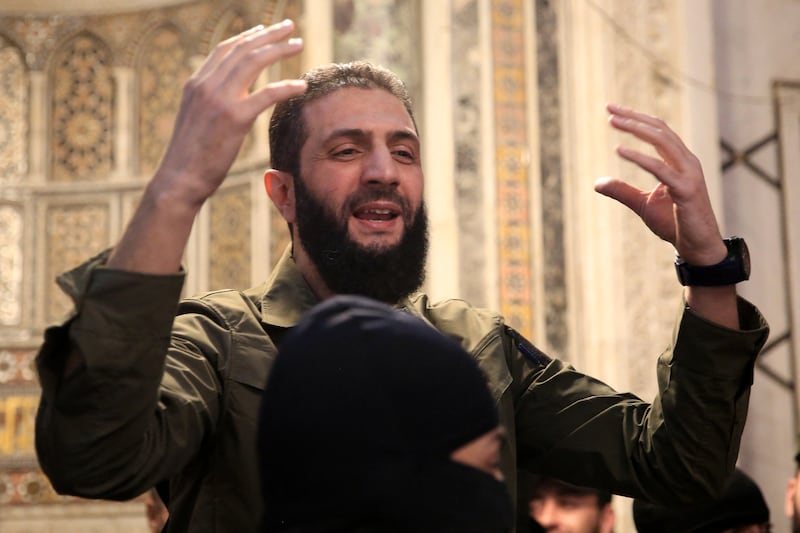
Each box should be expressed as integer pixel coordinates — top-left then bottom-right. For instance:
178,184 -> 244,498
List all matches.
361,147 -> 399,185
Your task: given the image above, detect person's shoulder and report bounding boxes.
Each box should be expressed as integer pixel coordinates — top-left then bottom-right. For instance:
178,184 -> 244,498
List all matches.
406,293 -> 506,344
177,282 -> 268,324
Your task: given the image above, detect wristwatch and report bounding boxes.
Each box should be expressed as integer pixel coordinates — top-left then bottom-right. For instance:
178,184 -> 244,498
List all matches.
674,237 -> 750,286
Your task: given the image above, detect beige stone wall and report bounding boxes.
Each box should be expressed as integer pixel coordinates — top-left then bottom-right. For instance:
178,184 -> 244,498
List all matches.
712,2 -> 800,531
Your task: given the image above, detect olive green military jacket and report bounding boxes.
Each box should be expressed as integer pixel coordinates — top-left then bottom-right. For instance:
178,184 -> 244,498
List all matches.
36,246 -> 769,533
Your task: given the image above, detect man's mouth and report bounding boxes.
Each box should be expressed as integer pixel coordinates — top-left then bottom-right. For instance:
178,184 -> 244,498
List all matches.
353,205 -> 401,222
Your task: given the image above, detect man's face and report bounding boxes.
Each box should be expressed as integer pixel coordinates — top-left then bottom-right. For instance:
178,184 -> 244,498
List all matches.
291,87 -> 428,303
529,483 -> 614,533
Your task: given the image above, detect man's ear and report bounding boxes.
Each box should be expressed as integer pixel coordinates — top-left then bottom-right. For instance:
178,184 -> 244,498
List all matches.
264,169 -> 296,223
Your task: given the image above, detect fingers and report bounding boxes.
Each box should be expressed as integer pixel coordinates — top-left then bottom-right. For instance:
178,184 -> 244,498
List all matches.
216,20 -> 302,88
190,20 -> 302,99
152,20 -> 305,207
593,177 -> 646,216
192,24 -> 268,80
246,79 -> 307,116
614,145 -> 676,187
606,103 -> 694,173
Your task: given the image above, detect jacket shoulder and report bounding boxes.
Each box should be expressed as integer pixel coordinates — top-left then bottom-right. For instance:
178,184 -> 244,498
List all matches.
177,283 -> 267,326
406,293 -> 505,352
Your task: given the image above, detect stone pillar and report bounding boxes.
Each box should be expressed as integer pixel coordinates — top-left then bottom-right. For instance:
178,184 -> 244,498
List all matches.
27,72 -> 47,184
112,66 -> 136,179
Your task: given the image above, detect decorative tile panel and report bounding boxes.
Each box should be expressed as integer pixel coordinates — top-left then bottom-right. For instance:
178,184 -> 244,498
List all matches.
138,24 -> 191,177
0,205 -> 23,327
209,184 -> 252,290
0,36 -> 28,186
0,391 -> 37,460
45,203 -> 109,323
50,32 -> 114,182
492,0 -> 535,339
0,349 -> 36,385
0,469 -> 66,505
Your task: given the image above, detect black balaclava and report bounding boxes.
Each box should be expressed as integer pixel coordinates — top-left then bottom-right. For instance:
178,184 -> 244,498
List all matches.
258,295 -> 513,533
632,468 -> 770,533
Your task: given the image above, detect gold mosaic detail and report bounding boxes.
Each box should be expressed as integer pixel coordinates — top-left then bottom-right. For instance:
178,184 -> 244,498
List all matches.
50,33 -> 114,182
138,25 -> 192,177
0,392 -> 37,457
492,0 -> 533,336
0,37 -> 28,186
209,184 -> 252,290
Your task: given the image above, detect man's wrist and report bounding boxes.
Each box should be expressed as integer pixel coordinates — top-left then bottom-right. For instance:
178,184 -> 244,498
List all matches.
675,238 -> 750,287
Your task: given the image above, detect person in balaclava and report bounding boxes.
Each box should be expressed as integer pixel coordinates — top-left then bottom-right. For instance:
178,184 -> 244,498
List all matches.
258,294 -> 513,533
632,467 -> 770,533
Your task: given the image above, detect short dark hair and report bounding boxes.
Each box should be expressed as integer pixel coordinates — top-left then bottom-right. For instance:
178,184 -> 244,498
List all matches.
268,61 -> 418,181
632,468 -> 769,533
523,474 -> 612,509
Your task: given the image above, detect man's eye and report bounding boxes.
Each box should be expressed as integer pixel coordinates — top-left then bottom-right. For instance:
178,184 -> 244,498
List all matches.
333,148 -> 358,157
393,149 -> 415,161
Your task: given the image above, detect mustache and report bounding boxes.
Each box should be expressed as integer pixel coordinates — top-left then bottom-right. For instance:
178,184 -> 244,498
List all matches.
341,186 -> 413,221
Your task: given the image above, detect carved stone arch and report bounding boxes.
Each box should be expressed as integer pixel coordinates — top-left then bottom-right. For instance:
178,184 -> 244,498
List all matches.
199,0 -> 289,53
260,0 -> 290,27
42,26 -> 111,75
203,6 -> 249,50
47,29 -> 115,182
131,17 -> 193,67
0,30 -> 27,64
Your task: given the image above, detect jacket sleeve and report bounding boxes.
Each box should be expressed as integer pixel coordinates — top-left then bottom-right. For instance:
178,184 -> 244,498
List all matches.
510,296 -> 769,504
35,251 -> 225,501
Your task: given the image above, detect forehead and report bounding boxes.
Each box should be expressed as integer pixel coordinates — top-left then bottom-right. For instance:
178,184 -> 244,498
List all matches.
533,483 -> 597,502
302,87 -> 416,139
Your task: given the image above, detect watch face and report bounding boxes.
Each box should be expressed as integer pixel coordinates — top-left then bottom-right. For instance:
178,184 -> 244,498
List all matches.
728,237 -> 751,277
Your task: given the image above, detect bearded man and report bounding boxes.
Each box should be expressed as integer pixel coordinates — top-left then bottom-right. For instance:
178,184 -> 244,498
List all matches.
35,20 -> 769,533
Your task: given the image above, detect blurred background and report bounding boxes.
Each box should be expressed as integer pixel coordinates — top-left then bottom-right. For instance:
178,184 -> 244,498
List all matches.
0,0 -> 798,530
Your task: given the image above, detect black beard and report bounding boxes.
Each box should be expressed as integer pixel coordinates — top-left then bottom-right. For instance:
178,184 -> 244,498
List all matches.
293,177 -> 428,304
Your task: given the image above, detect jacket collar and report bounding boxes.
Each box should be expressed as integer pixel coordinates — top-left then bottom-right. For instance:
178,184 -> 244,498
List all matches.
259,244 -> 320,329
258,243 -> 423,328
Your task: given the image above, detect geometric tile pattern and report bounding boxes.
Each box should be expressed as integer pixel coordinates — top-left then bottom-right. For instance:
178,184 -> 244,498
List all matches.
45,203 -> 109,323
209,183 -> 252,291
50,33 -> 113,182
0,36 -> 28,186
138,25 -> 191,177
0,205 -> 23,326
